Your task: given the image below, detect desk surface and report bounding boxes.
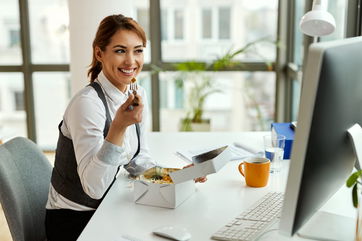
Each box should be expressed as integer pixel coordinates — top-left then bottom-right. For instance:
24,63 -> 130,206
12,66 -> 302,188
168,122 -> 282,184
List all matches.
78,132 -> 356,241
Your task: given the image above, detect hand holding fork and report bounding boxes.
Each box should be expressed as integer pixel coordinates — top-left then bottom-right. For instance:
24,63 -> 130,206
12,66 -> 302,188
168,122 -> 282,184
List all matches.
129,78 -> 139,109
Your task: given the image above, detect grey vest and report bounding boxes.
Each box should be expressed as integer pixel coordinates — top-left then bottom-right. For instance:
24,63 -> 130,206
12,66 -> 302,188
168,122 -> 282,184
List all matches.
50,82 -> 140,208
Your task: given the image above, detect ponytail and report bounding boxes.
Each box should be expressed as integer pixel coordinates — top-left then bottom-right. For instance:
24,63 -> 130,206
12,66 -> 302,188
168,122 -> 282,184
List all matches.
88,59 -> 102,82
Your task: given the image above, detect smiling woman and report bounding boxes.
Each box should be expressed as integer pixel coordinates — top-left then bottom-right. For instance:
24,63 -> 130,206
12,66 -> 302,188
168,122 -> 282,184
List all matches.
88,15 -> 147,87
44,14 -> 157,241
93,30 -> 145,92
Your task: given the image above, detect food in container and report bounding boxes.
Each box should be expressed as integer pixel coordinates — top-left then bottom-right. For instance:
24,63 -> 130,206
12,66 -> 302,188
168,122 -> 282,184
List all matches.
137,166 -> 180,184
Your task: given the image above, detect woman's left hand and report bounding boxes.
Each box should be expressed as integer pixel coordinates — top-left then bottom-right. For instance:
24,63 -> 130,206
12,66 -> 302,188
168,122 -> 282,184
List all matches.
183,164 -> 208,183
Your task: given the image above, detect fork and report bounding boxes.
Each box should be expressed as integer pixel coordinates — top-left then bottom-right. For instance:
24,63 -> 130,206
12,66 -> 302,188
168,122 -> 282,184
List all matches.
130,78 -> 139,106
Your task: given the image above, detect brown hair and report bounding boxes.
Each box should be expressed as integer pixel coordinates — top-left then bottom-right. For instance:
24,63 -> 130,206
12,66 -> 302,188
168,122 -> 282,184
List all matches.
88,14 -> 147,82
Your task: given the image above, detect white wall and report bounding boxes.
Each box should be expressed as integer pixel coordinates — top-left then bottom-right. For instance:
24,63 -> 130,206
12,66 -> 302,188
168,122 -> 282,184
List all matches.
67,0 -> 132,94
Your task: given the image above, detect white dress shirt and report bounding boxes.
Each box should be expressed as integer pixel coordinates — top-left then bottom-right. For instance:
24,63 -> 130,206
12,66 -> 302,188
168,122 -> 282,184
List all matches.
46,71 -> 156,211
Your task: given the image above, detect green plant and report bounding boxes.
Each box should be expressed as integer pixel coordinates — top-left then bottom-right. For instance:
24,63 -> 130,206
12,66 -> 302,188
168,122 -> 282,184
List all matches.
175,62 -> 219,131
174,37 -> 275,131
346,170 -> 362,208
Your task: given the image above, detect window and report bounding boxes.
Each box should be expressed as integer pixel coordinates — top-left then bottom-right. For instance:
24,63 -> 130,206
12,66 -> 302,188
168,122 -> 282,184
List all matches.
4,0 -> 360,145
13,90 -> 24,111
202,9 -> 212,39
136,8 -> 149,40
159,0 -> 277,131
0,73 -> 27,140
132,1 -> 150,64
201,7 -> 231,41
174,9 -> 184,40
136,71 -> 153,131
159,71 -> 276,131
289,0 -> 350,122
320,0 -> 347,41
28,0 -> 70,64
161,9 -> 168,41
9,29 -> 20,48
160,8 -> 185,42
0,0 -> 22,65
218,7 -> 230,39
33,72 -> 70,148
161,0 -> 277,62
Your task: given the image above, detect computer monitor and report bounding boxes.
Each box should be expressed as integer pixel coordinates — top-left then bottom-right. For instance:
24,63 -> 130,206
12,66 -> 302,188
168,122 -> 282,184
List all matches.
279,36 -> 362,240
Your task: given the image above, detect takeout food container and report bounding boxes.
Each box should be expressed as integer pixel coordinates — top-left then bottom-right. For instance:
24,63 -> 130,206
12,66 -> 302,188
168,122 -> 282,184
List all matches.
133,145 -> 233,208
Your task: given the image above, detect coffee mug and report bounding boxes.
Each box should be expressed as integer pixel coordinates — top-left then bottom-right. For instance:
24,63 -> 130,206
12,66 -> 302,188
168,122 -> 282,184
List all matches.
238,157 -> 270,187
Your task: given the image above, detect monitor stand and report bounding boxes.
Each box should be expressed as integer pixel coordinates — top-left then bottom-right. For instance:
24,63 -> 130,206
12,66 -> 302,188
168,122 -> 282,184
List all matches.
297,123 -> 362,241
347,123 -> 362,170
297,211 -> 355,241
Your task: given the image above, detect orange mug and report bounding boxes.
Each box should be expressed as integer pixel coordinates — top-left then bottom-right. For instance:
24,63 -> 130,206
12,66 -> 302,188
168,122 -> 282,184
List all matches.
238,157 -> 270,187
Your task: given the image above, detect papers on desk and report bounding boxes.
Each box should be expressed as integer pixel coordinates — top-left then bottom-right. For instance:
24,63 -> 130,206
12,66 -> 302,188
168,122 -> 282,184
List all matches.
175,142 -> 263,163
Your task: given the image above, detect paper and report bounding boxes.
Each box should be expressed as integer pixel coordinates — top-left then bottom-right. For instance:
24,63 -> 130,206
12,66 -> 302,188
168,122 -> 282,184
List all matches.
175,143 -> 262,163
175,145 -> 223,163
118,235 -> 144,241
233,142 -> 263,155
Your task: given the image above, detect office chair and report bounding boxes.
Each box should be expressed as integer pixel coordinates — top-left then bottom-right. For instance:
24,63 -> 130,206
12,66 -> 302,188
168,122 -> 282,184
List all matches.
0,137 -> 52,241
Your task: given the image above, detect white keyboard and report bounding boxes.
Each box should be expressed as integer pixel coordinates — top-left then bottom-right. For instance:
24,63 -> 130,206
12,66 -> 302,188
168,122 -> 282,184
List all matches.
211,192 -> 284,241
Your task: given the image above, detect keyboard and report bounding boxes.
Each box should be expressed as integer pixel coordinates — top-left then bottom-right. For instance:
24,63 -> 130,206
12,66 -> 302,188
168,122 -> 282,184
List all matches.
211,192 -> 284,241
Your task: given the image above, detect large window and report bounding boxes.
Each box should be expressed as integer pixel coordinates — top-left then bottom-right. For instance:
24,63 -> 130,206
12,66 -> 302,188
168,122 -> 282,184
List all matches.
0,0 -> 277,147
2,0 -> 361,149
0,0 -> 70,148
159,0 -> 278,131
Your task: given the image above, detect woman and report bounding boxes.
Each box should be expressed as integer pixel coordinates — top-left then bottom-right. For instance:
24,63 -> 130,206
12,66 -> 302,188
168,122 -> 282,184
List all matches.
45,14 -> 156,240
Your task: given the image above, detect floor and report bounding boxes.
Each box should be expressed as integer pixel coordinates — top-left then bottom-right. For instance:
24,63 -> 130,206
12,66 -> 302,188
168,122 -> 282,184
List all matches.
0,152 -> 55,241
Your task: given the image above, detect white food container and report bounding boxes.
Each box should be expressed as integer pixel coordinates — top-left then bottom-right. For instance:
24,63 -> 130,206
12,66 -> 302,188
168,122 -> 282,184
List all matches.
133,145 -> 233,208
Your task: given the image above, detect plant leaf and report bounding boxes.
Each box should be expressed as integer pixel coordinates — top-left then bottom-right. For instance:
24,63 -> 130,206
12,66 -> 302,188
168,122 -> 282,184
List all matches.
346,170 -> 362,187
352,183 -> 359,208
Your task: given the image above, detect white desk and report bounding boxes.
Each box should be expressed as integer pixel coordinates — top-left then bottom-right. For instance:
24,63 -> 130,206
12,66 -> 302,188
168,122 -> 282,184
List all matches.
78,132 -> 356,241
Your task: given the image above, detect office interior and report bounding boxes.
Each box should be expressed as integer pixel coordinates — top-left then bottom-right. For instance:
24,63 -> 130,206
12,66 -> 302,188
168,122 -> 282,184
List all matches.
0,0 -> 361,240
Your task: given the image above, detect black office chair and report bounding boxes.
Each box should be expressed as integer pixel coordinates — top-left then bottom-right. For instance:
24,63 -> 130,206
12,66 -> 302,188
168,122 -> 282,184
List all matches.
0,137 -> 52,241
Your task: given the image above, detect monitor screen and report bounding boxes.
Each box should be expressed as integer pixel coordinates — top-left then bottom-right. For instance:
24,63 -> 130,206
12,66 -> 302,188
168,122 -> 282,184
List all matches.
279,36 -> 362,238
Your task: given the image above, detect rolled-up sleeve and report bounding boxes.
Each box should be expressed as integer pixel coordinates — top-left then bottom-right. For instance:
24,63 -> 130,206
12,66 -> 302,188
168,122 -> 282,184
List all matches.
97,140 -> 126,165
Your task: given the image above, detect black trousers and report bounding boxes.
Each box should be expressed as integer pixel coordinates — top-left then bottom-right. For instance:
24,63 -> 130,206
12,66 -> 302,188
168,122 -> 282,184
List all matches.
45,209 -> 95,241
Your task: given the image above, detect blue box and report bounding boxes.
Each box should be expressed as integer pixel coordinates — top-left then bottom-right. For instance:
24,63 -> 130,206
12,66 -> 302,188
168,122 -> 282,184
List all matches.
271,123 -> 295,159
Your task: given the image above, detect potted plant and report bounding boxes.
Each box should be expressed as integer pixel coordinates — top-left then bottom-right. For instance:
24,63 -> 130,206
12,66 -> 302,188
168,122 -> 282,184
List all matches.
346,170 -> 362,240
175,61 -> 218,131
174,37 -> 274,131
